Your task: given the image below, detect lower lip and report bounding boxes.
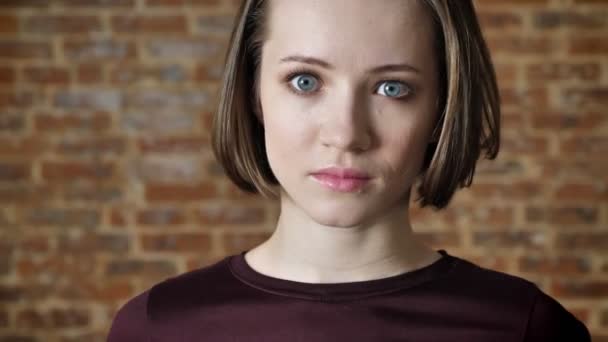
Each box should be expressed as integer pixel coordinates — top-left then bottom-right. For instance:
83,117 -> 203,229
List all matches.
311,174 -> 370,192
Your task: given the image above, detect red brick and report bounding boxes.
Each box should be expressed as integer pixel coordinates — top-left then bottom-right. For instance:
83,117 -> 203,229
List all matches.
519,255 -> 591,275
478,11 -> 523,30
473,230 -> 547,249
0,162 -> 30,181
41,161 -> 115,182
0,138 -> 46,157
499,87 -> 548,107
111,15 -> 187,33
196,203 -> 266,226
0,0 -> 50,6
34,112 -> 112,132
145,183 -> 217,202
222,232 -> 271,254
560,136 -> 608,155
0,91 -> 36,108
24,15 -> 102,34
141,233 -> 212,252
552,280 -> 608,299
56,137 -> 125,156
562,87 -> 608,106
77,64 -> 104,84
0,41 -> 52,59
23,66 -> 70,84
137,208 -> 186,226
555,232 -> 608,251
58,0 -> 134,6
64,40 -> 137,61
0,66 -> 16,83
554,183 -> 608,201
570,36 -> 608,54
468,181 -> 543,200
146,0 -> 221,6
530,111 -> 605,130
138,136 -> 208,153
487,36 -> 556,55
0,14 -> 19,34
526,62 -> 601,82
416,231 -> 461,248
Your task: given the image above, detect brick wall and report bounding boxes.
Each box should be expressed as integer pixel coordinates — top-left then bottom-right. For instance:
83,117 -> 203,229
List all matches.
0,0 -> 606,341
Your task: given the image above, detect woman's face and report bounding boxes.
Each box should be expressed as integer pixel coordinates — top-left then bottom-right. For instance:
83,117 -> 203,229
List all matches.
258,0 -> 439,227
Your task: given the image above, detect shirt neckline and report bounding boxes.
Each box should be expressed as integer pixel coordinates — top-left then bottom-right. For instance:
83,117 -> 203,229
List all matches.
228,249 -> 458,301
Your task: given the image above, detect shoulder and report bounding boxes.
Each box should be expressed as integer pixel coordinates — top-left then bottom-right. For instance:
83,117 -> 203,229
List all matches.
147,255 -> 235,320
107,289 -> 150,342
107,255 -> 234,340
448,256 -> 590,341
522,289 -> 591,341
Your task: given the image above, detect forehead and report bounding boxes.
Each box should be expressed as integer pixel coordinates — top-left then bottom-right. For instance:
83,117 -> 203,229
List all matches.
263,0 -> 435,68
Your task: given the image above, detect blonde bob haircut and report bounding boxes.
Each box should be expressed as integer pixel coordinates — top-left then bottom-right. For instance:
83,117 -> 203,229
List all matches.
212,0 -> 500,210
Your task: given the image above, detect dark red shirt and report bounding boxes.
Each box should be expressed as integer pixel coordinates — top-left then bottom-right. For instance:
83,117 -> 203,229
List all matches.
107,249 -> 590,341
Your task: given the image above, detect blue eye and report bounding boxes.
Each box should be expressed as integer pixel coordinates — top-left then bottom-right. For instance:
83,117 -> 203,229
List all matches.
289,74 -> 319,93
377,81 -> 411,98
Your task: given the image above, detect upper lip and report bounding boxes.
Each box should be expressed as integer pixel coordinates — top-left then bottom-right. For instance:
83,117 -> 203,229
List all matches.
311,167 -> 371,179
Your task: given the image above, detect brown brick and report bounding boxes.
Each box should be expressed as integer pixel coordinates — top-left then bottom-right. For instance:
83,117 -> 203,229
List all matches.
0,309 -> 7,327
555,232 -> 608,251
0,14 -> 19,34
0,91 -> 37,108
416,231 -> 461,248
0,41 -> 52,59
56,137 -> 125,156
58,0 -> 134,6
472,230 -> 546,249
137,208 -> 186,226
222,232 -> 271,254
24,207 -> 100,228
570,36 -> 608,54
41,161 -> 115,182
23,66 -> 70,84
34,112 -> 112,132
0,162 -> 30,181
58,233 -> 130,253
0,0 -> 50,6
145,183 -> 217,202
530,111 -> 605,130
111,15 -> 187,33
0,66 -> 16,83
554,183 -> 608,201
560,136 -> 608,155
24,15 -> 102,34
140,233 -> 212,252
469,181 -> 543,200
196,203 -> 266,226
0,137 -> 46,157
534,11 -> 607,29
499,133 -> 550,154
64,40 -> 137,61
49,308 -> 90,328
526,62 -> 601,82
76,64 -> 104,84
519,255 -> 591,275
478,11 -> 523,30
552,280 -> 608,299
138,136 -> 208,153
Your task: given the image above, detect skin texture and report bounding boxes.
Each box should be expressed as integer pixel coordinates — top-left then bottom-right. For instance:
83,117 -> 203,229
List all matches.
246,0 -> 443,283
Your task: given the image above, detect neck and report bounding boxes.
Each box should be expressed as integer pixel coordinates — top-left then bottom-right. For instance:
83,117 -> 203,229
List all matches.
246,190 -> 439,283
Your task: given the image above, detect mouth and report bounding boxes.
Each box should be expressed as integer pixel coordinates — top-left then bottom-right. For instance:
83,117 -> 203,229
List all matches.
310,167 -> 372,192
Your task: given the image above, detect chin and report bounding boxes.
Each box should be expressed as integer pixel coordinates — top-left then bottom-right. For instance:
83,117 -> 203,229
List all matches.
303,198 -> 377,228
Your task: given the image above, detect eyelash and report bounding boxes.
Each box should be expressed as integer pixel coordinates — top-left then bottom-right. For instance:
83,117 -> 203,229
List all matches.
283,67 -> 415,100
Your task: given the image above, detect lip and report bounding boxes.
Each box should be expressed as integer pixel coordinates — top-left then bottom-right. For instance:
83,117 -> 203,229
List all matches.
311,167 -> 371,179
310,167 -> 372,192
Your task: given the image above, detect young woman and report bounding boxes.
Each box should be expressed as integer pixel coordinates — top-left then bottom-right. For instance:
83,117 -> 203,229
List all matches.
108,0 -> 591,341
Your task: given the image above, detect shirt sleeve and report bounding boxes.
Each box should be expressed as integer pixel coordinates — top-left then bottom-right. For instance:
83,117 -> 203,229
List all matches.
522,288 -> 591,342
107,290 -> 150,342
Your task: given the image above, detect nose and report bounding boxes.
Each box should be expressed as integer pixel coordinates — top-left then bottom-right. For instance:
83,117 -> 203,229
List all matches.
319,89 -> 372,152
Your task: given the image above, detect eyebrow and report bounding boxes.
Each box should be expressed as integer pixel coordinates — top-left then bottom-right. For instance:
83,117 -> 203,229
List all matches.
279,54 -> 421,74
